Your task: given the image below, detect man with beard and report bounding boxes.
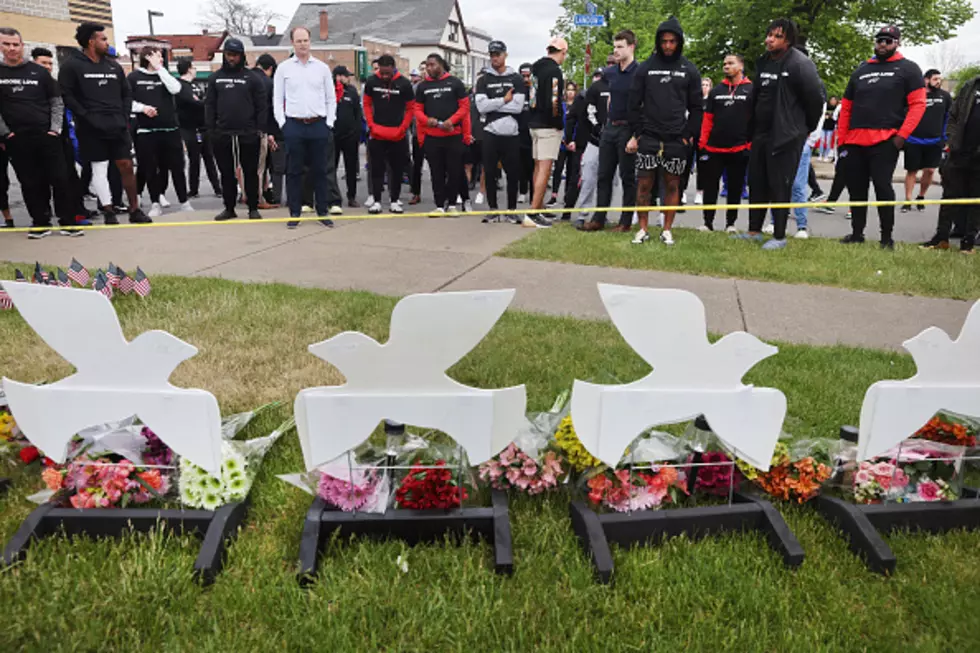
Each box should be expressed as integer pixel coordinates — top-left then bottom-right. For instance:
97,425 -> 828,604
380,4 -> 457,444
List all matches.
363,54 -> 415,214
626,17 -> 702,246
902,68 -> 951,212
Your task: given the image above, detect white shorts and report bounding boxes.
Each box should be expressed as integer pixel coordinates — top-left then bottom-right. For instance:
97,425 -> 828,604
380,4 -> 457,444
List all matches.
531,128 -> 562,161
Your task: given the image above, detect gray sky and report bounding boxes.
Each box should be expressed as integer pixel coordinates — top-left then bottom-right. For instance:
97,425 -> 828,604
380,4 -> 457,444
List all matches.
112,0 -> 979,73
112,0 -> 563,69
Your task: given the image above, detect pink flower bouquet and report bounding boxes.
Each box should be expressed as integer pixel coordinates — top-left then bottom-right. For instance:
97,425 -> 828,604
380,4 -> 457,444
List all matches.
478,442 -> 565,495
851,439 -> 964,504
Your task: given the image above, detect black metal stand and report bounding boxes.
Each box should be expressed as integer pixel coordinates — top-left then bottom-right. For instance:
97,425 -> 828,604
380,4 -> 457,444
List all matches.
0,478 -> 10,495
570,491 -> 805,584
298,489 -> 514,585
2,500 -> 249,585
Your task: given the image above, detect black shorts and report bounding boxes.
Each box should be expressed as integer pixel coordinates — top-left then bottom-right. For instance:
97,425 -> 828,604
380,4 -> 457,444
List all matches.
635,135 -> 691,176
76,126 -> 133,163
904,143 -> 943,171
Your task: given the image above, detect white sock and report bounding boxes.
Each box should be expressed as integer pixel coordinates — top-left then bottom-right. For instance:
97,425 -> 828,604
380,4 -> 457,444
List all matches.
90,160 -> 112,207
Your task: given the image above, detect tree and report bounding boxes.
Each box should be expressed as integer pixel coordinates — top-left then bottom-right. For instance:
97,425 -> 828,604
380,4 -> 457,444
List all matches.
199,0 -> 280,36
553,0 -> 974,96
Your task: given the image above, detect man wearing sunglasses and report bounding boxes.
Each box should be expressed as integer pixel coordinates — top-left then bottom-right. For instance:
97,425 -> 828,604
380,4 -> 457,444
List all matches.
837,25 -> 925,249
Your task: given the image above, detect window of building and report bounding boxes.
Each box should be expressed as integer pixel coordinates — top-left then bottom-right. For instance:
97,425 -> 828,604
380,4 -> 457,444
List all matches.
448,20 -> 460,43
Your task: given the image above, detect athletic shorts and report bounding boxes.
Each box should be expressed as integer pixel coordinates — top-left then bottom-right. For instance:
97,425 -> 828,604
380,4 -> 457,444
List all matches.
76,127 -> 133,163
531,128 -> 561,161
635,135 -> 691,175
904,143 -> 943,171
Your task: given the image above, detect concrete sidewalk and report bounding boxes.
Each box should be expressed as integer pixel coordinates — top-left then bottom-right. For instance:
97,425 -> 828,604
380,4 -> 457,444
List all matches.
0,211 -> 971,351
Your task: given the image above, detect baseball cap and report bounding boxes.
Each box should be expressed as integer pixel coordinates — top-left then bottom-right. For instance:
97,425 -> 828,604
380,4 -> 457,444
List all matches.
875,25 -> 901,40
519,63 -> 532,74
333,65 -> 351,77
488,40 -> 507,54
548,36 -> 569,52
223,37 -> 245,54
410,68 -> 421,77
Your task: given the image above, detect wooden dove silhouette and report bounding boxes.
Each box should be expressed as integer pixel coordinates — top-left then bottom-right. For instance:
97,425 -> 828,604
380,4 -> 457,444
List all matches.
571,284 -> 786,470
1,282 -> 222,473
294,289 -> 526,471
857,298 -> 980,461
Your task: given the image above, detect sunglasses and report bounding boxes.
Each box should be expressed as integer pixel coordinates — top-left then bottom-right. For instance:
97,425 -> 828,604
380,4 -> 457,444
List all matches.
876,36 -> 896,45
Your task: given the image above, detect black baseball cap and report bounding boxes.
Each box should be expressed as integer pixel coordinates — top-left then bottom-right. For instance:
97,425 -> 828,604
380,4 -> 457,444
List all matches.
519,62 -> 532,74
223,37 -> 245,54
488,40 -> 507,54
333,65 -> 352,77
875,25 -> 901,40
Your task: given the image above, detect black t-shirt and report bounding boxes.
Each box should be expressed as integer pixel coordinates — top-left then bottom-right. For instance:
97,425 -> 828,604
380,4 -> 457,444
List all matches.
0,61 -> 59,133
754,57 -> 781,136
964,89 -> 980,150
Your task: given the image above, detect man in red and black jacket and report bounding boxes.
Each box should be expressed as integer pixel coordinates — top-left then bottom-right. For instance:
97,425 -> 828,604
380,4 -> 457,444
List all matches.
414,53 -> 472,213
363,54 -> 415,214
698,53 -> 753,232
838,25 -> 926,249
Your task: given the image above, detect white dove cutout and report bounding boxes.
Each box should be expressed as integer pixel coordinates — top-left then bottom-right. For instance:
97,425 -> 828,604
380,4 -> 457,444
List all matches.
857,298 -> 980,461
0,282 -> 222,474
294,289 -> 526,471
571,284 -> 786,471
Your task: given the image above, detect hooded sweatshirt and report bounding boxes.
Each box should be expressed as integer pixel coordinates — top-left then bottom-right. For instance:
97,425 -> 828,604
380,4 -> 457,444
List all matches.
577,74 -> 610,149
475,66 -> 526,138
628,17 -> 703,141
699,77 -> 753,152
334,82 -> 362,140
838,52 -> 926,147
176,78 -> 206,131
58,48 -> 131,138
363,71 -> 415,141
414,72 -> 471,144
528,56 -> 564,130
0,60 -> 63,136
205,55 -> 267,135
127,66 -> 182,131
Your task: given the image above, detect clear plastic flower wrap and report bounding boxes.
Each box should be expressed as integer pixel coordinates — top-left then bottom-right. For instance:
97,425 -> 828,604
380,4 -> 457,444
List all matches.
679,419 -> 745,499
279,441 -> 391,515
391,432 -> 476,510
843,438 -> 968,504
735,438 -> 841,503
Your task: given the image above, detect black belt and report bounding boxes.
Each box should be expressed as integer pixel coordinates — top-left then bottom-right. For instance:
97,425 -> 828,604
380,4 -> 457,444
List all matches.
290,116 -> 325,124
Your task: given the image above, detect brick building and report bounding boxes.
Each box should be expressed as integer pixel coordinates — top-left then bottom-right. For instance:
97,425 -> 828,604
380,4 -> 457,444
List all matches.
0,0 -> 115,67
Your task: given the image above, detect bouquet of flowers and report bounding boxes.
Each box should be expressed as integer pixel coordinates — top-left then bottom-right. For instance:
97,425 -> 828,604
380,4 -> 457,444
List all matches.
555,415 -> 601,474
395,457 -> 469,509
280,441 -> 392,514
479,443 -> 564,494
914,411 -> 978,448
736,441 -> 835,503
850,439 -> 965,504
583,431 -> 690,512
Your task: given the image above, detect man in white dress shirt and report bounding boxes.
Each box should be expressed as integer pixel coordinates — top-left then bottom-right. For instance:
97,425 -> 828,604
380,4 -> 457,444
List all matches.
274,25 -> 338,228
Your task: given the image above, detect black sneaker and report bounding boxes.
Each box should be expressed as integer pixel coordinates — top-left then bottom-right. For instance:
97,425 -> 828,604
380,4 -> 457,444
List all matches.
880,239 -> 895,251
2,220 -> 13,229
482,213 -> 501,223
27,228 -> 52,240
920,237 -> 950,250
840,234 -> 865,244
287,220 -> 299,229
900,204 -> 912,213
248,209 -> 262,220
129,209 -> 152,224
546,196 -> 558,207
528,214 -> 553,228
318,218 -> 335,228
915,195 -> 926,211
214,208 -> 237,221
59,228 -> 84,238
104,213 -> 119,225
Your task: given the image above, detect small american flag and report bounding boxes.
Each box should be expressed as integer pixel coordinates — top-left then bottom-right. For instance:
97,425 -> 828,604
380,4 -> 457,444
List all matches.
14,269 -> 26,282
94,272 -> 113,300
0,290 -> 12,310
118,269 -> 135,295
67,258 -> 89,287
33,262 -> 48,284
56,269 -> 71,288
47,270 -> 59,286
133,267 -> 151,298
106,263 -> 120,288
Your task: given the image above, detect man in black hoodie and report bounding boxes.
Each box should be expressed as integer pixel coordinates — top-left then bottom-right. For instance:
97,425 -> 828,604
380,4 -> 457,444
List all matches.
626,17 -> 702,246
333,65 -> 362,207
176,58 -> 220,199
526,38 -> 568,228
59,22 -> 151,224
741,18 -> 824,250
205,38 -> 267,221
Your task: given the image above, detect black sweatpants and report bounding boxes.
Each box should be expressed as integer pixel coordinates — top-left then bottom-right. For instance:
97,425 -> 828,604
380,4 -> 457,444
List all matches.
61,135 -> 87,218
748,134 -> 805,239
700,150 -> 750,229
844,140 -> 900,241
334,133 -> 359,200
6,131 -> 73,227
181,127 -> 220,196
424,134 -> 464,209
596,123 -> 637,227
519,145 -> 533,196
213,132 -> 260,212
136,130 -> 188,204
0,147 -> 8,213
827,157 -> 847,202
551,148 -> 582,208
368,137 -> 407,203
410,134 -> 423,197
934,153 -> 980,248
482,132 -> 520,211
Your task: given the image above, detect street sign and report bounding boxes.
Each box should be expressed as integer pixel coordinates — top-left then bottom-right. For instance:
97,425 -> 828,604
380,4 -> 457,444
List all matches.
573,14 -> 605,27
584,1 -> 597,14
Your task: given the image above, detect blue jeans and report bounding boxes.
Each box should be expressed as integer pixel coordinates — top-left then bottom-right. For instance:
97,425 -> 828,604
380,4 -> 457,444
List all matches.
284,118 -> 331,217
792,143 -> 813,230
820,130 -> 835,158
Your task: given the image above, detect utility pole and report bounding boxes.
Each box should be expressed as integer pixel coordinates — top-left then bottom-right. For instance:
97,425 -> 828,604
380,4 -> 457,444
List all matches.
148,10 -> 164,36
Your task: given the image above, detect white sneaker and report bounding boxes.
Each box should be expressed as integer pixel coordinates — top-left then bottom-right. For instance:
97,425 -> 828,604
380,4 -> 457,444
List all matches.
446,205 -> 460,217
681,193 -> 688,205
725,225 -> 738,234
794,229 -> 810,239
456,195 -> 463,204
429,207 -> 446,218
631,228 -> 650,244
694,191 -> 704,205
697,225 -> 711,232
301,205 -> 314,214
475,192 -> 485,206
366,195 -> 376,207
329,205 -> 344,215
148,202 -> 163,218
517,193 -> 527,204
522,215 -> 552,229
660,230 -> 675,246
657,212 -> 665,228
762,224 -> 775,235
179,201 -> 194,213
390,200 -> 404,214
368,202 -> 383,214
158,196 -> 171,208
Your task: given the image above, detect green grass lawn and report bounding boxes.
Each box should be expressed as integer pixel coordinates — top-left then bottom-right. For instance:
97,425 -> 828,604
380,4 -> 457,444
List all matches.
497,224 -> 980,300
0,271 -> 978,651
